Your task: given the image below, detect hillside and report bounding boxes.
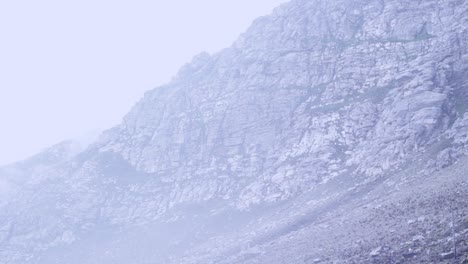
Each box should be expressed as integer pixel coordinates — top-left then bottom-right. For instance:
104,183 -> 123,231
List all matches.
0,0 -> 467,263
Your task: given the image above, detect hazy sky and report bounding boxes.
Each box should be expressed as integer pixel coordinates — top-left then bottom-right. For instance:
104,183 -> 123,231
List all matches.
0,0 -> 288,166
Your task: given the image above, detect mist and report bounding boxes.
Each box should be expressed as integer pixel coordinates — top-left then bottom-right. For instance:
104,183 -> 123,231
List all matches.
0,0 -> 287,165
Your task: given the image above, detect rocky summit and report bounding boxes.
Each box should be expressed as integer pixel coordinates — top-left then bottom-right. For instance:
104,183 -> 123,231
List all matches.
1,0 -> 467,263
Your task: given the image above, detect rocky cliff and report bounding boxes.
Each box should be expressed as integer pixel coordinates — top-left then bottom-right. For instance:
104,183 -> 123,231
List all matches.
0,0 -> 467,263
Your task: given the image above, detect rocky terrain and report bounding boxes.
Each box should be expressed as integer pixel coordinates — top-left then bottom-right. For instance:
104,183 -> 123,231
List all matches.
0,0 -> 467,263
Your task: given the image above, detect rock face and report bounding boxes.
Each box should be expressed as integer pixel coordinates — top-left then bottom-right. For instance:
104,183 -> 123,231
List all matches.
0,0 -> 467,263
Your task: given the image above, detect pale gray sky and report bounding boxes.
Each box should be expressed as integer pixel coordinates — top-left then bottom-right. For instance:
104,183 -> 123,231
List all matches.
0,0 -> 288,166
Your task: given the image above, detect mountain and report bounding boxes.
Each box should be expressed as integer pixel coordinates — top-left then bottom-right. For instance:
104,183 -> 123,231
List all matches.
1,0 -> 467,263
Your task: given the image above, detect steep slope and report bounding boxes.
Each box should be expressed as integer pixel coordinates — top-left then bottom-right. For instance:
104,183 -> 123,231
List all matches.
0,0 -> 467,263
98,0 -> 468,207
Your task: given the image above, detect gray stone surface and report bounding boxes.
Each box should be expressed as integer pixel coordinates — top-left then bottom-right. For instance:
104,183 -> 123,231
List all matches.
0,0 -> 467,263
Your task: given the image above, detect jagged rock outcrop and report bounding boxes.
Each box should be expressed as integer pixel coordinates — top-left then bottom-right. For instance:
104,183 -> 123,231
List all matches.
96,0 -> 468,207
0,0 -> 467,263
